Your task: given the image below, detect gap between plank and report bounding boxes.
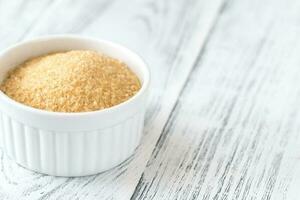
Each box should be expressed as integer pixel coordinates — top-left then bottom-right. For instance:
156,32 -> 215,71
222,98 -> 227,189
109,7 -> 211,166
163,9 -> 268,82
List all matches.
130,0 -> 231,198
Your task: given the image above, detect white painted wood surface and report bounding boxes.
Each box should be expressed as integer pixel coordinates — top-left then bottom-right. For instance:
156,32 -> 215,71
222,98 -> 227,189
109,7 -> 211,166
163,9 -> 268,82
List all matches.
0,0 -> 300,199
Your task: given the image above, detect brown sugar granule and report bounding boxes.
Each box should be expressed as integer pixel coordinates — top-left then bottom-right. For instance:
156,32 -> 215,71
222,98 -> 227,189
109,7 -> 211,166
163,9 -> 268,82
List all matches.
0,50 -> 141,112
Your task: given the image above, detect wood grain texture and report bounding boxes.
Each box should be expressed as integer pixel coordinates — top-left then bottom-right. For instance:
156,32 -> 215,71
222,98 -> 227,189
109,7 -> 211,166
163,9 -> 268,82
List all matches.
132,0 -> 300,199
0,0 -> 225,199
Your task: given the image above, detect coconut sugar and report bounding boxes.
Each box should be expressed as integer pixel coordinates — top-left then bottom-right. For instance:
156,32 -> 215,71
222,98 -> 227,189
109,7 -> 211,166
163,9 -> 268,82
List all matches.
0,50 -> 141,112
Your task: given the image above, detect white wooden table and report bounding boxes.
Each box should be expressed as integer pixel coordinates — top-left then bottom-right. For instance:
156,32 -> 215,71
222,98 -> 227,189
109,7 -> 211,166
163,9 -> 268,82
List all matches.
1,0 -> 300,199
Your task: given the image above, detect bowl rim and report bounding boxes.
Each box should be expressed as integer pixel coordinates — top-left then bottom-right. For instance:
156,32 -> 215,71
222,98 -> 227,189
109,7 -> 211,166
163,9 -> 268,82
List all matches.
0,35 -> 150,118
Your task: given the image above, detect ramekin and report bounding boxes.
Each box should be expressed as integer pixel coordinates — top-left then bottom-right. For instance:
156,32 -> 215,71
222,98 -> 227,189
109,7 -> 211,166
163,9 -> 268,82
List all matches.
0,35 -> 150,177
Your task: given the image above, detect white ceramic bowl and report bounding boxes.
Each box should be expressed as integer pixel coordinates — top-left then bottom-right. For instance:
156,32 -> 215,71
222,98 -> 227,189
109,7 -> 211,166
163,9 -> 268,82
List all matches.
0,35 -> 150,177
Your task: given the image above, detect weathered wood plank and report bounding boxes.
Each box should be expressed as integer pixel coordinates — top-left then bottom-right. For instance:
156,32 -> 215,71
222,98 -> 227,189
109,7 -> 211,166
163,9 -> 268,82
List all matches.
132,0 -> 300,199
0,0 -> 225,199
0,0 -> 54,49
